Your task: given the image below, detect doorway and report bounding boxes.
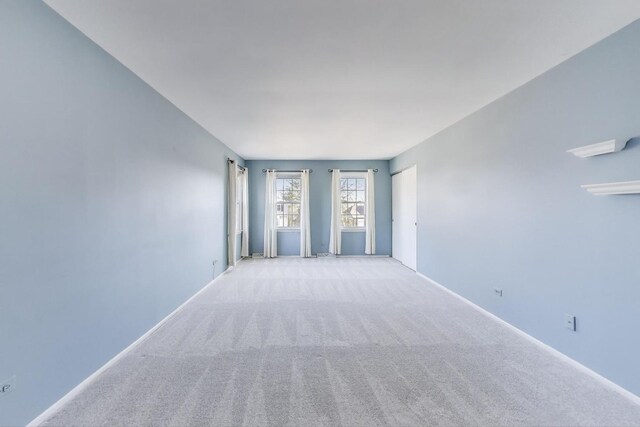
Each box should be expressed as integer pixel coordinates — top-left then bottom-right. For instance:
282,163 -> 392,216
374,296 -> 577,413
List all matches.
392,165 -> 417,270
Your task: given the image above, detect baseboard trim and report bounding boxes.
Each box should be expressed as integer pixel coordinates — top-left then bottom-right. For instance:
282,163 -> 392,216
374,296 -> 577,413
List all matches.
415,272 -> 640,406
337,254 -> 391,258
28,267 -> 231,426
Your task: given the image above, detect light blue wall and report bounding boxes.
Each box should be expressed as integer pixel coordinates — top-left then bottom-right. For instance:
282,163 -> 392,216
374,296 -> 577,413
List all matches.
391,20 -> 640,395
246,160 -> 391,256
0,2 -> 242,425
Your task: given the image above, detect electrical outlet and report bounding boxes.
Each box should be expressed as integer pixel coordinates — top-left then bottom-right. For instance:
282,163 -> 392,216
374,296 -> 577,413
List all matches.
0,376 -> 16,399
565,314 -> 576,331
493,288 -> 503,297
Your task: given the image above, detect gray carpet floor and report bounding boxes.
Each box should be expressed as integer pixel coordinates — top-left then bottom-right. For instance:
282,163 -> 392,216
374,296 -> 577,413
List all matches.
41,257 -> 640,426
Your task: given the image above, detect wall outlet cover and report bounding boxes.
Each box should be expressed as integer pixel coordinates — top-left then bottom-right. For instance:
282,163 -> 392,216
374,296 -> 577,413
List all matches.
565,314 -> 577,331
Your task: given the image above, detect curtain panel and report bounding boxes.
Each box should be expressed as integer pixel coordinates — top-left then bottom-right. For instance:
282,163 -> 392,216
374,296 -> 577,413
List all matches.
329,169 -> 342,254
300,169 -> 312,257
227,161 -> 238,267
365,169 -> 376,255
241,168 -> 249,258
263,169 -> 278,258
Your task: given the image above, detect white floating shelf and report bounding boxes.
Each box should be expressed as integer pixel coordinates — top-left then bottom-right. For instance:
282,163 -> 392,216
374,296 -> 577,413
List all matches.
567,139 -> 628,158
581,180 -> 640,195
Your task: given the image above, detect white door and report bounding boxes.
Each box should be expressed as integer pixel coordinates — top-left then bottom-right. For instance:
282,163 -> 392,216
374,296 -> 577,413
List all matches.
392,172 -> 403,265
403,165 -> 417,270
392,165 -> 417,270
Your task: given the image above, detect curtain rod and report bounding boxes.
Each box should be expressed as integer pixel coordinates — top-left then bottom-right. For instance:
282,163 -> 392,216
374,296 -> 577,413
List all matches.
227,158 -> 246,170
262,169 -> 313,173
328,169 -> 378,173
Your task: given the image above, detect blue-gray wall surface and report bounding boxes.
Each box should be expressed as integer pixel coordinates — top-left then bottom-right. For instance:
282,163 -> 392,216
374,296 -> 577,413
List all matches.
391,20 -> 640,396
246,160 -> 391,256
0,1 -> 242,425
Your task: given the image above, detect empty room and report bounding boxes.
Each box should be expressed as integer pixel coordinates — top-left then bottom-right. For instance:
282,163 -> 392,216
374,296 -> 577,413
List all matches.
2,0 -> 640,426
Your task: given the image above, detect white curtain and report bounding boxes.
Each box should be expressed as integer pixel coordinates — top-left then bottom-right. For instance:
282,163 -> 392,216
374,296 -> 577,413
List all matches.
263,169 -> 278,258
241,168 -> 249,258
365,169 -> 376,255
227,161 -> 238,267
300,169 -> 312,257
328,169 -> 342,255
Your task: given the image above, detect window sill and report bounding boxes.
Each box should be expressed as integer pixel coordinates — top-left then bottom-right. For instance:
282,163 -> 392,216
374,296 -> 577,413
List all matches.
341,228 -> 366,233
277,228 -> 300,233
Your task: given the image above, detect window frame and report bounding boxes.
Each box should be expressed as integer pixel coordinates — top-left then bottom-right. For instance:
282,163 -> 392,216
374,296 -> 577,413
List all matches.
339,172 -> 367,232
275,172 -> 302,231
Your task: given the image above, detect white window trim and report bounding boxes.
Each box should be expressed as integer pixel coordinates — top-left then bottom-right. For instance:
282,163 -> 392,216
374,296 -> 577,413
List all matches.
339,172 -> 368,230
275,172 -> 302,230
277,172 -> 301,178
340,172 -> 367,179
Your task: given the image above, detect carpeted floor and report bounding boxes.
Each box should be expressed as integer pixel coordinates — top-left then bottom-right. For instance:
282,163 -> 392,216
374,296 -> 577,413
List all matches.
41,257 -> 640,426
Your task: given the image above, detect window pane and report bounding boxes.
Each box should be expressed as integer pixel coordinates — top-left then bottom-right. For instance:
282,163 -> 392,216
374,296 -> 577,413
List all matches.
357,217 -> 365,227
341,202 -> 350,215
356,178 -> 365,190
290,214 -> 300,228
340,179 -> 347,191
356,190 -> 364,202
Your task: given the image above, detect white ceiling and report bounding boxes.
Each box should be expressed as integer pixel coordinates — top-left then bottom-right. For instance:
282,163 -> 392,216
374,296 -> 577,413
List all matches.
45,0 -> 640,160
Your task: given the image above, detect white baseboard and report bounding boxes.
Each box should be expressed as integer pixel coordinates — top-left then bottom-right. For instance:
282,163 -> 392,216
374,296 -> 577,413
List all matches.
416,272 -> 640,406
28,267 -> 231,426
337,254 -> 391,258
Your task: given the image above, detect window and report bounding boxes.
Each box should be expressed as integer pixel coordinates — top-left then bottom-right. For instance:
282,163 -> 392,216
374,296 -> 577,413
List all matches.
341,176 -> 366,228
276,176 -> 301,228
